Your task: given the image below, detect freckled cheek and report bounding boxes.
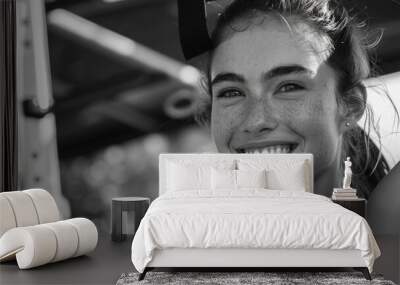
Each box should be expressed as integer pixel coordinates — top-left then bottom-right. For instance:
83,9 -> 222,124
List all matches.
306,95 -> 339,135
285,95 -> 341,166
211,105 -> 245,151
284,95 -> 338,131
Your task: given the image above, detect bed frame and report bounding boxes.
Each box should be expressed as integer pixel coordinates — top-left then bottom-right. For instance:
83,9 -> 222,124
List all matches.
139,154 -> 372,280
141,248 -> 371,280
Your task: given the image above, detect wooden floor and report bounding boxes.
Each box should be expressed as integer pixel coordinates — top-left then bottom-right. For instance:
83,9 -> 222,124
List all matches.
0,233 -> 133,285
0,234 -> 398,284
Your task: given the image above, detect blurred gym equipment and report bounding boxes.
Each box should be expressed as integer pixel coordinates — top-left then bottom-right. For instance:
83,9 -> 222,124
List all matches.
14,0 -> 70,217
43,0 -> 400,160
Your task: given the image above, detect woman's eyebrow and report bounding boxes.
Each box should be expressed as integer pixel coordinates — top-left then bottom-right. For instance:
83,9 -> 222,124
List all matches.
263,65 -> 314,81
211,72 -> 245,86
211,65 -> 313,86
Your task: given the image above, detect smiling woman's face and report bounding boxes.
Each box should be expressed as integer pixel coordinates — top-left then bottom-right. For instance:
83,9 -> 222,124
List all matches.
210,17 -> 346,177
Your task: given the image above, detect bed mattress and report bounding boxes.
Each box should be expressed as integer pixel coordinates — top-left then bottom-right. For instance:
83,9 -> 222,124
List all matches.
131,190 -> 380,273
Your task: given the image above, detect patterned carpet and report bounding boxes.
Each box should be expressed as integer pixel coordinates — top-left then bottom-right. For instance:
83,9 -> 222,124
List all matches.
116,271 -> 396,285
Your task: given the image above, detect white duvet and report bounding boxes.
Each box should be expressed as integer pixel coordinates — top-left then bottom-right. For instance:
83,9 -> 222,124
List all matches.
131,190 -> 380,273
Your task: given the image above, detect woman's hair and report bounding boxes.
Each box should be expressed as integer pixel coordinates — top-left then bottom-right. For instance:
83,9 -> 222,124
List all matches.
195,0 -> 396,198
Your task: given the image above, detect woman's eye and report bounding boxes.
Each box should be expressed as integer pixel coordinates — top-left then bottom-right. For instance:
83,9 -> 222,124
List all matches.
276,83 -> 304,93
216,89 -> 244,99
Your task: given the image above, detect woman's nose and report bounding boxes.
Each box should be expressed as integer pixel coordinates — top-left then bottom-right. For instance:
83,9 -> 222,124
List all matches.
240,99 -> 278,134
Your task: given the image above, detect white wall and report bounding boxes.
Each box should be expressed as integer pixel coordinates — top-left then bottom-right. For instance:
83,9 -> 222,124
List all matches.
361,72 -> 400,168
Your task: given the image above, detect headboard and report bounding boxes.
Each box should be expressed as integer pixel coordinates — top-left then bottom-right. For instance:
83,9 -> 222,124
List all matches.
159,153 -> 314,196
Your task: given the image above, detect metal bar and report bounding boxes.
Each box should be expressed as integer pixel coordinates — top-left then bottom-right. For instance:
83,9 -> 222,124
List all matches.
15,0 -> 70,217
91,102 -> 160,132
47,9 -> 201,89
45,0 -> 165,18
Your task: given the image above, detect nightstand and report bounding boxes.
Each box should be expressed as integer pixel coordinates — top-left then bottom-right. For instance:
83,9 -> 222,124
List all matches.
332,198 -> 366,217
111,197 -> 150,242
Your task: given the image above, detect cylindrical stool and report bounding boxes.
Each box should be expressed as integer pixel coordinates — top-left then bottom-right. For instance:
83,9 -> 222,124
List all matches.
111,197 -> 150,242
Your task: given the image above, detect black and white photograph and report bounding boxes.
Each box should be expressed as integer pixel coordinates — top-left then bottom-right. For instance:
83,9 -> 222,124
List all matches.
1,0 -> 399,284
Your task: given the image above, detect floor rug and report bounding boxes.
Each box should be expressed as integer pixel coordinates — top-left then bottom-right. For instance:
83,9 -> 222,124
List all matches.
116,271 -> 396,285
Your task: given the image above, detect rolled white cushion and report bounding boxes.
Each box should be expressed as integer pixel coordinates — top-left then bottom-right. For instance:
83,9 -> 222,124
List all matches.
65,218 -> 98,257
0,218 -> 98,269
23,189 -> 60,223
0,226 -> 57,269
0,196 -> 17,237
42,221 -> 79,262
0,191 -> 39,227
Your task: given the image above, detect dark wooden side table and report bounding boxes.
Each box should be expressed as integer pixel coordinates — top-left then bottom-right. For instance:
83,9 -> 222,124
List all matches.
112,197 -> 150,242
332,198 -> 366,218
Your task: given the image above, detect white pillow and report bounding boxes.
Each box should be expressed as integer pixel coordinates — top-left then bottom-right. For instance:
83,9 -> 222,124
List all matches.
236,169 -> 267,189
237,159 -> 309,192
267,168 -> 306,191
211,169 -> 268,190
211,168 -> 236,190
166,162 -> 211,191
166,158 -> 236,170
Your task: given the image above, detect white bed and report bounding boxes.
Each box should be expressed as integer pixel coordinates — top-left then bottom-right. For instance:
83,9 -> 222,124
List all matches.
131,154 -> 380,280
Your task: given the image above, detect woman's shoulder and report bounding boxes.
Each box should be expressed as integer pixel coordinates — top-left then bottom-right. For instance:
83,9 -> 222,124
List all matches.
374,160 -> 400,193
367,161 -> 400,234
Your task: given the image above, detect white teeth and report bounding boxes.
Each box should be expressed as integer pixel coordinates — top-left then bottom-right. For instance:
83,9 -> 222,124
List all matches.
244,144 -> 291,154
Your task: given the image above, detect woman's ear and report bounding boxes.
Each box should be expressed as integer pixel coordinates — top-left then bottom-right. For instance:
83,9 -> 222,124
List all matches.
339,84 -> 367,131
